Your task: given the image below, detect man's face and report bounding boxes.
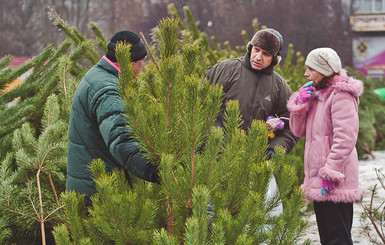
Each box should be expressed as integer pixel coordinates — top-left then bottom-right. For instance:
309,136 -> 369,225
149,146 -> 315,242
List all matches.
249,46 -> 273,70
132,57 -> 146,77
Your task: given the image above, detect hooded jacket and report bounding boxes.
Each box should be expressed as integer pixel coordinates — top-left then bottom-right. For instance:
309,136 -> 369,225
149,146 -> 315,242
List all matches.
205,52 -> 298,153
287,69 -> 363,203
67,57 -> 158,203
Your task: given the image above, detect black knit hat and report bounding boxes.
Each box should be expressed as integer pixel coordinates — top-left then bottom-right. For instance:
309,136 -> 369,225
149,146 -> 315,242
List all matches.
106,31 -> 147,62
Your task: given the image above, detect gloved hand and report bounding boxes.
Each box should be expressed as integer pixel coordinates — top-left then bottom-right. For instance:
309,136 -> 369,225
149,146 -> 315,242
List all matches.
150,166 -> 161,184
265,149 -> 275,160
298,81 -> 315,104
321,179 -> 335,195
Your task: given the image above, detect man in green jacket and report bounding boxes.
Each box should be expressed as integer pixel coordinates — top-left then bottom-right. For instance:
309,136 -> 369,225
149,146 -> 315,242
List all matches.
67,31 -> 159,205
205,28 -> 298,158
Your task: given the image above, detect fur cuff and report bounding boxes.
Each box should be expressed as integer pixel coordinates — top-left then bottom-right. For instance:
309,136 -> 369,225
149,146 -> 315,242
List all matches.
303,187 -> 363,203
287,92 -> 311,112
318,166 -> 345,182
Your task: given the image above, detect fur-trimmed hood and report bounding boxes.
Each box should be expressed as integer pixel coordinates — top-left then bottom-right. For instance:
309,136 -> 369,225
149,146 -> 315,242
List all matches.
314,69 -> 364,102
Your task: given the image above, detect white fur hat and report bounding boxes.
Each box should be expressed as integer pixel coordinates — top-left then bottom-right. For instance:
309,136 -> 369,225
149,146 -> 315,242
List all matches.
305,48 -> 342,76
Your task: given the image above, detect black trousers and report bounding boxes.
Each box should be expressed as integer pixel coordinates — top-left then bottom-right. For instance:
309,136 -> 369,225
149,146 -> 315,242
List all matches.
313,201 -> 353,245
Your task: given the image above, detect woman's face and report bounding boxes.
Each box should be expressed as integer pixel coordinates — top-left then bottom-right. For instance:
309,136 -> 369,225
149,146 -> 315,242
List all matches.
304,66 -> 324,86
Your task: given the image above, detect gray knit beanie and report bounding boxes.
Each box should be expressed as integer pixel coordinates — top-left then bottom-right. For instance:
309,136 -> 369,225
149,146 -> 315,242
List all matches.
305,48 -> 342,76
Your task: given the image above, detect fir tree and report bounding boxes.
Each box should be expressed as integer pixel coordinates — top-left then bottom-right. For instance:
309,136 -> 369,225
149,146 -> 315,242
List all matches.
0,8 -> 109,244
0,9 -> 106,160
0,95 -> 67,244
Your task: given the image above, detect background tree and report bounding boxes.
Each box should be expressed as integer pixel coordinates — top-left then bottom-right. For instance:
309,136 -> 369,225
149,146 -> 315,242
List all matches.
1,0 -> 352,67
0,0 -> 95,56
360,169 -> 385,245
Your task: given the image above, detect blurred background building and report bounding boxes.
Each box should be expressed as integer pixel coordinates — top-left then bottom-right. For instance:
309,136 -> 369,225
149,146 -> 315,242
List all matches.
350,0 -> 385,79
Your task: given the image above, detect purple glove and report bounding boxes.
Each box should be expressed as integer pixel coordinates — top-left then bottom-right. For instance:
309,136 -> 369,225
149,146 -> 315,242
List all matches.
298,81 -> 315,104
321,179 -> 335,195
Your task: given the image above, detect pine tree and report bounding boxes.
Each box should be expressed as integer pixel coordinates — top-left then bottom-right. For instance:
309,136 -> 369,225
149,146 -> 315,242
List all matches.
54,16 -> 309,244
54,159 -> 159,245
6,3 -> 385,244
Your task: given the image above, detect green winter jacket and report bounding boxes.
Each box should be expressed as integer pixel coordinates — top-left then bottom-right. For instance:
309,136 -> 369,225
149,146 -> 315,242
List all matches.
67,57 -> 158,203
205,52 -> 298,153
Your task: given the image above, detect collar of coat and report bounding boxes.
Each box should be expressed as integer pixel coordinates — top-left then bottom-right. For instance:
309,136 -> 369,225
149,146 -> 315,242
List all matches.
241,52 -> 275,75
313,69 -> 364,102
98,57 -> 120,77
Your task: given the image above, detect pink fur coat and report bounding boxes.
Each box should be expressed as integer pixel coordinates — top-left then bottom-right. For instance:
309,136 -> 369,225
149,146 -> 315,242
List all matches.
287,69 -> 363,203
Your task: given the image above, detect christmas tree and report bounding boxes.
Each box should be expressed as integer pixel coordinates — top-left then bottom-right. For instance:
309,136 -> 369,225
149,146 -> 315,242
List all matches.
0,95 -> 67,244
0,9 -> 106,160
2,3 -> 383,244
54,16 -> 308,244
0,9 -> 108,244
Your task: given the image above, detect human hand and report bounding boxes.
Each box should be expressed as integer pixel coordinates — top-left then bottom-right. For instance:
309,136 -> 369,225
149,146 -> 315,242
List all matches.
298,81 -> 314,104
151,167 -> 161,184
265,149 -> 275,160
321,179 -> 335,195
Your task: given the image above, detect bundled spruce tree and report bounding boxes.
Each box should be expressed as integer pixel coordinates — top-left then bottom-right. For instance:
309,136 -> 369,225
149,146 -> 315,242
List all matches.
0,9 -> 106,160
0,95 -> 67,245
0,9 -> 109,245
54,17 -> 309,244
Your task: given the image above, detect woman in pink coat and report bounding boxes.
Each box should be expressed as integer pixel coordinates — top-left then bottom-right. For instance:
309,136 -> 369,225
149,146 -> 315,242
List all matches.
287,47 -> 363,245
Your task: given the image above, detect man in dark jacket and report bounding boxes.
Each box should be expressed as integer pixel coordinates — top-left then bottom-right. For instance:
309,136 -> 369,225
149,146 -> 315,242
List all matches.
205,28 -> 298,158
67,31 -> 159,205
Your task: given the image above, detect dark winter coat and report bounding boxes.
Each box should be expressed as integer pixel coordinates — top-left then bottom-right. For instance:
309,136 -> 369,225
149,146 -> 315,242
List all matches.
287,69 -> 363,203
204,52 -> 298,153
67,57 -> 158,203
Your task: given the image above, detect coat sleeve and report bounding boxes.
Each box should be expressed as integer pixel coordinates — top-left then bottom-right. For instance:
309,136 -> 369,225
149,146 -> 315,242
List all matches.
286,91 -> 312,138
318,92 -> 359,183
94,87 -> 159,183
204,61 -> 238,128
268,82 -> 299,153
